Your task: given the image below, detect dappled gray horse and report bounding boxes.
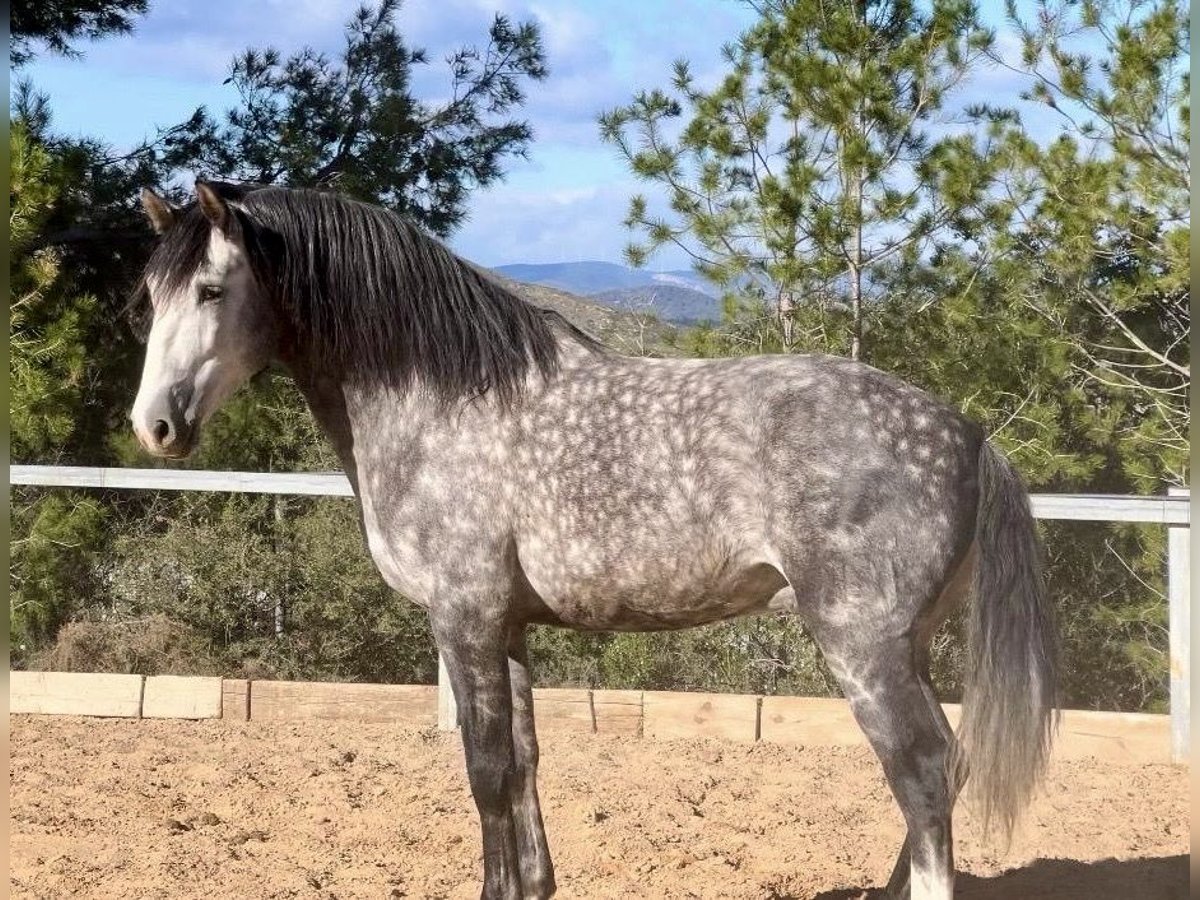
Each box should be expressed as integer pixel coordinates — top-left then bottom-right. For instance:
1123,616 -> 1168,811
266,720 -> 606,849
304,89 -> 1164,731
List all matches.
130,182 -> 1057,900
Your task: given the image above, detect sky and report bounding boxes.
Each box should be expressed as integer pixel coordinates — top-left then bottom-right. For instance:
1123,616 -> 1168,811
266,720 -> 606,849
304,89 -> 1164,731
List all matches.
19,0 -> 1063,269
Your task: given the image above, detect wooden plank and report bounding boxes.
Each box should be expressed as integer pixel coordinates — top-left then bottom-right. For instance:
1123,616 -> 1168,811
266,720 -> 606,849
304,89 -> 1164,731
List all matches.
142,675 -> 222,719
1167,489 -> 1189,762
222,679 -> 250,721
532,688 -> 593,733
10,671 -> 143,717
759,696 -> 866,746
643,691 -> 759,742
942,703 -> 1169,764
761,698 -> 1167,765
941,704 -> 963,730
593,689 -> 643,736
249,681 -> 436,723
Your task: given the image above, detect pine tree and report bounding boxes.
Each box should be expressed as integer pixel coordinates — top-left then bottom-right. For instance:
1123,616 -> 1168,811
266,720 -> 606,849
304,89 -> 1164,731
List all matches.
162,0 -> 547,236
600,0 -> 997,357
10,121 -> 95,462
11,0 -> 148,66
9,121 -> 110,659
998,0 -> 1189,488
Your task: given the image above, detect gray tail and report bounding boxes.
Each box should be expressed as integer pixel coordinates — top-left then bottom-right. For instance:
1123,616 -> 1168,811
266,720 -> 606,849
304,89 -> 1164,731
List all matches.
956,441 -> 1059,844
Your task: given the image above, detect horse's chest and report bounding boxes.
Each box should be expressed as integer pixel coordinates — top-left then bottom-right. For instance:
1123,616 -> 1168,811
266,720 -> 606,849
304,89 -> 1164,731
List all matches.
360,509 -> 433,607
355,463 -> 508,608
355,472 -> 456,606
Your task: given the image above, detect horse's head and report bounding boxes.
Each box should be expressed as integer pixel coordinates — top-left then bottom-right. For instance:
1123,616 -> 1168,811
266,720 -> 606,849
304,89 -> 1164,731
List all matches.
131,182 -> 279,458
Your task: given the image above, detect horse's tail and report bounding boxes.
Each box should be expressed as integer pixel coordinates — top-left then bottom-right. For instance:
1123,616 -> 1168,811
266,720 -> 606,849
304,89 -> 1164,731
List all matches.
956,440 -> 1058,844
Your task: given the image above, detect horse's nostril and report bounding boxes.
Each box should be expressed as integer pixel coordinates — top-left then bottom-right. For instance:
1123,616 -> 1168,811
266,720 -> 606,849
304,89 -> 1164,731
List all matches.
153,419 -> 171,445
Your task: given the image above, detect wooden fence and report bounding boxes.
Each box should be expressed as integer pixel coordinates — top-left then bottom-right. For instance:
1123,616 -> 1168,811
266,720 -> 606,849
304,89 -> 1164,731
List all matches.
9,465 -> 1192,761
9,671 -> 1174,766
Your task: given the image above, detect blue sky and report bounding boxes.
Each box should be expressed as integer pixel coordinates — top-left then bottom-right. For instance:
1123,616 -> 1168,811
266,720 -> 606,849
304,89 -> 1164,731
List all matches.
20,0 -> 1061,269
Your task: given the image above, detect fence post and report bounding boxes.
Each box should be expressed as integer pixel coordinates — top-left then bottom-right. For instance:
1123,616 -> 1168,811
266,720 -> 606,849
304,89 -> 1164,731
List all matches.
437,653 -> 458,731
1167,487 -> 1190,763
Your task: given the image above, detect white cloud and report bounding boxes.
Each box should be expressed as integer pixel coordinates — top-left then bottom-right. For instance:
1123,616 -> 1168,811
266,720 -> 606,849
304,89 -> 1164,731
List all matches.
75,0 -> 362,80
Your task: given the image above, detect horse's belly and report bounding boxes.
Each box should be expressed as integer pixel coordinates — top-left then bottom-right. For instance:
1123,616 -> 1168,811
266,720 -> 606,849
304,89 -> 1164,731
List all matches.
520,541 -> 789,631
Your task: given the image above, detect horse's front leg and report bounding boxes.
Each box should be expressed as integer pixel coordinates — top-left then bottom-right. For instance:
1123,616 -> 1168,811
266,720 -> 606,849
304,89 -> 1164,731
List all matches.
435,613 -> 522,900
507,626 -> 556,897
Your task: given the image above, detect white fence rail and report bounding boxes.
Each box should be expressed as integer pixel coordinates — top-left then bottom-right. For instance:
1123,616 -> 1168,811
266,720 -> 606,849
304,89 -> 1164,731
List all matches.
10,465 -> 1192,761
10,465 -> 1189,522
10,465 -> 356,497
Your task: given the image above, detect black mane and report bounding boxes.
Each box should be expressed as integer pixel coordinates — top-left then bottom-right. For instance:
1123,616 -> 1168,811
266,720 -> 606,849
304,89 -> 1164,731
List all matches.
137,184 -> 602,404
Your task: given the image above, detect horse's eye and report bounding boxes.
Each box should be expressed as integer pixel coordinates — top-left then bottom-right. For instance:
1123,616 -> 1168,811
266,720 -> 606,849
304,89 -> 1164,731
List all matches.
200,284 -> 224,302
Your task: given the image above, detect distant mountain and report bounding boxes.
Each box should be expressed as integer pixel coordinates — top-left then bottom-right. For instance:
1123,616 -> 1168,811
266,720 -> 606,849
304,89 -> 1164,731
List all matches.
590,284 -> 722,324
493,261 -> 719,301
495,261 -> 646,295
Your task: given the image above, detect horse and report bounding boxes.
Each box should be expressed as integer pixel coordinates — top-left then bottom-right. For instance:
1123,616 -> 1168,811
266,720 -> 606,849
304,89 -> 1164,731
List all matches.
130,180 -> 1057,900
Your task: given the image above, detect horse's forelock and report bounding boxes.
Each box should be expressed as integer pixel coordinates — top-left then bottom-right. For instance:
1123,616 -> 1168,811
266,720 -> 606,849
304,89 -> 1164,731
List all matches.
141,203 -> 214,299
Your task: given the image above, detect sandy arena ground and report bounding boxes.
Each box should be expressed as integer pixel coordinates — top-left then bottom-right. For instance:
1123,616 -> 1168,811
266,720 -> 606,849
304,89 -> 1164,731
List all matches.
9,716 -> 1189,899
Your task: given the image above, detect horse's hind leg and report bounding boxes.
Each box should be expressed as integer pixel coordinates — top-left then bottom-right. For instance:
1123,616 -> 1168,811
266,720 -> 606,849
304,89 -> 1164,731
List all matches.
507,626 -> 556,897
884,546 -> 976,898
884,671 -> 966,899
818,632 -> 955,900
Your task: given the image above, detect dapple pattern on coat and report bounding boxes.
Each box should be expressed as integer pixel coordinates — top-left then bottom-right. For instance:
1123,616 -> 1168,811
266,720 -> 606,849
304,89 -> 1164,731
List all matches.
131,182 -> 1058,900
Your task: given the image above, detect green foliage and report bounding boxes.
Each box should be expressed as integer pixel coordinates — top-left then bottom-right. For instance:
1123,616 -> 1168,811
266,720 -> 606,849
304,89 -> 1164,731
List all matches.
99,495 -> 437,683
9,121 -> 96,461
9,121 -> 113,663
11,84 -> 177,466
528,617 -> 841,696
10,490 -> 108,657
997,0 -> 1189,488
867,248 -> 1110,489
162,0 -> 547,236
1043,520 -> 1170,712
32,614 -> 222,676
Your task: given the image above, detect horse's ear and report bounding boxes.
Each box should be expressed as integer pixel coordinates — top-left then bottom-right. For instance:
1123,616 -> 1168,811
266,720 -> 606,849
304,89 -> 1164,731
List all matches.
140,188 -> 177,234
195,181 -> 233,234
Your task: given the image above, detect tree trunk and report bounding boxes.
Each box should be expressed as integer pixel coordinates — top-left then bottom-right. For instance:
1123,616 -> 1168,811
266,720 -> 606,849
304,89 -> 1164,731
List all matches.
777,288 -> 794,350
850,174 -> 863,361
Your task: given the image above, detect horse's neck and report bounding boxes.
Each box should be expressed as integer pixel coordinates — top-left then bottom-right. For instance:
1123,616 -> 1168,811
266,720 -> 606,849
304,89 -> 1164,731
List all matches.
288,365 -> 469,493
287,327 -> 596,494
283,368 -> 360,488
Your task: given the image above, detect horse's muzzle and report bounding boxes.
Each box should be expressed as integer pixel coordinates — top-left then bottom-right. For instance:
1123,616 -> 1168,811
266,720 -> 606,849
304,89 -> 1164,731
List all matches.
131,390 -> 197,459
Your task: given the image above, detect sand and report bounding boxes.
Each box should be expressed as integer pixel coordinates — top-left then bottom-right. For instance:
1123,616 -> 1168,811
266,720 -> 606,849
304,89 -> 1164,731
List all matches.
9,716 -> 1189,899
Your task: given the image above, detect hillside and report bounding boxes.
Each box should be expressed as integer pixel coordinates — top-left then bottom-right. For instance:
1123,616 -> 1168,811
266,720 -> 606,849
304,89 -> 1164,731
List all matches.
590,284 -> 721,324
495,276 -> 683,357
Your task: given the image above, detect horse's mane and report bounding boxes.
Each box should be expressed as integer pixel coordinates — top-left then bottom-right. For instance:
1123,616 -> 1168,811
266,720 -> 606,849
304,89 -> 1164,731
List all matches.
136,183 -> 605,404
